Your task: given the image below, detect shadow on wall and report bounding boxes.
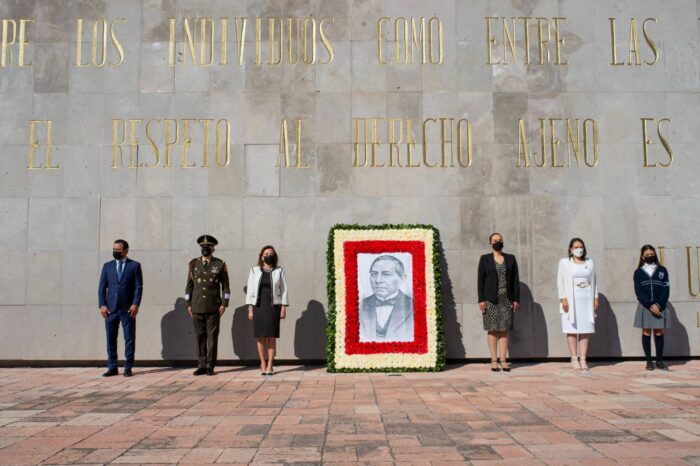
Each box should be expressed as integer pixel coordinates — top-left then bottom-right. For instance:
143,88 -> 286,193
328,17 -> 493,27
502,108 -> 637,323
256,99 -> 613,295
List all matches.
509,283 -> 548,358
294,300 -> 327,360
161,298 -> 197,360
589,293 -> 622,357
438,243 -> 466,358
665,303 -> 690,357
231,305 -> 258,360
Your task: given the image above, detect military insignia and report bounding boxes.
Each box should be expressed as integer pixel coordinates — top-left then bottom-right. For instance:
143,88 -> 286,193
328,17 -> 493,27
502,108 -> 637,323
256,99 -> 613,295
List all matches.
212,267 -> 219,274
195,268 -> 199,272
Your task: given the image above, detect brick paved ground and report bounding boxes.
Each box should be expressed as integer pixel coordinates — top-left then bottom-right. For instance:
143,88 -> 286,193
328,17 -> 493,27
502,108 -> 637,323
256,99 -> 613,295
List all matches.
0,361 -> 699,465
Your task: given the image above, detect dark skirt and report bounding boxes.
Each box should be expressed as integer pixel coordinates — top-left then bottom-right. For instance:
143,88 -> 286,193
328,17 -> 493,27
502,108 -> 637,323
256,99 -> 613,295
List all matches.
253,303 -> 281,338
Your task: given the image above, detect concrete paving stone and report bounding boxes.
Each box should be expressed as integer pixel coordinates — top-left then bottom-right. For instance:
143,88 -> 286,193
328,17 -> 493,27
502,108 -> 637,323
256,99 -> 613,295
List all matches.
0,363 -> 698,463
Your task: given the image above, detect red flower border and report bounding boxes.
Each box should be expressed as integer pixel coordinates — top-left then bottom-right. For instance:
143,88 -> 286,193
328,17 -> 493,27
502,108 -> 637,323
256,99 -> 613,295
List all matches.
343,240 -> 428,355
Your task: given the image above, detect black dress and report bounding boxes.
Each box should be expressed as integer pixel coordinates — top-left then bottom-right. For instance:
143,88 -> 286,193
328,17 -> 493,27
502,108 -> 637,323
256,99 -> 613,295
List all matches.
253,270 -> 281,338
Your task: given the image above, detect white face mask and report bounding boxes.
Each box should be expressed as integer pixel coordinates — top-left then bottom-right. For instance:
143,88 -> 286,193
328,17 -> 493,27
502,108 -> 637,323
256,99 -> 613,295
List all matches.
572,248 -> 584,258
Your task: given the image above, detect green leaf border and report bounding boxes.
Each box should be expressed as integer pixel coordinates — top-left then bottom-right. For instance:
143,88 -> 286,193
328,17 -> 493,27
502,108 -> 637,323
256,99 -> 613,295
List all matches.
326,224 -> 445,373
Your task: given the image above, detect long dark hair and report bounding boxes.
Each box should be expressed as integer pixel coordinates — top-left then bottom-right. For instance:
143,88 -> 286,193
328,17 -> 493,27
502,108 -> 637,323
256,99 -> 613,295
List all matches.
568,237 -> 587,260
638,244 -> 659,269
257,245 -> 279,268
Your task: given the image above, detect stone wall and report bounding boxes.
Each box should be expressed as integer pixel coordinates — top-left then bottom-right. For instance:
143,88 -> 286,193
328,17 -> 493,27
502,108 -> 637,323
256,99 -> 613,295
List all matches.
0,0 -> 698,362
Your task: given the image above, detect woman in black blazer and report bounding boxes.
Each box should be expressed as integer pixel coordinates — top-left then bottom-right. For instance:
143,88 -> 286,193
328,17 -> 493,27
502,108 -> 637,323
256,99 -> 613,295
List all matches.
477,233 -> 520,371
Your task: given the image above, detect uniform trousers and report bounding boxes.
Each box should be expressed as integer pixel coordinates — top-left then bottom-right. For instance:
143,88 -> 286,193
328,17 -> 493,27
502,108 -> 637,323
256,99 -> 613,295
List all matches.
192,313 -> 220,369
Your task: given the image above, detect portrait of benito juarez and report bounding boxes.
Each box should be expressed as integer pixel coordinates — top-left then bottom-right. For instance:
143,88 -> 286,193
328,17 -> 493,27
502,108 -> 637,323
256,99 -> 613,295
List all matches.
359,254 -> 414,343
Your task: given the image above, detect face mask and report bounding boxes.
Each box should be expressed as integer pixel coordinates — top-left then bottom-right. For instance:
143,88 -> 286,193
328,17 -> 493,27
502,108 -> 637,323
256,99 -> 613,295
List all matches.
201,247 -> 212,257
644,256 -> 656,264
263,256 -> 274,265
492,241 -> 504,252
572,248 -> 584,258
112,251 -> 123,260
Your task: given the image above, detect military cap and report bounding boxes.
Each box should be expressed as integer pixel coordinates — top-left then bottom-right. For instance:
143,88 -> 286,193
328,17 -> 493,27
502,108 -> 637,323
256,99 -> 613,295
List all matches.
197,234 -> 218,247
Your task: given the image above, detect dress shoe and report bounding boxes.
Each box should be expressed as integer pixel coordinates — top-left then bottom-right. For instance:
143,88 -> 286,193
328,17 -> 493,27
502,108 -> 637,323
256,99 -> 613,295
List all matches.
206,368 -> 215,376
655,361 -> 669,370
123,368 -> 133,377
193,367 -> 207,376
102,369 -> 118,377
498,359 -> 511,372
645,361 -> 655,371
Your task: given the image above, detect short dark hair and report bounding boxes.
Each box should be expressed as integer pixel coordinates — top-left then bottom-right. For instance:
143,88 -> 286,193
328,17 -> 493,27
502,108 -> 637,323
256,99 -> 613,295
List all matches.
489,232 -> 502,243
370,255 -> 405,277
638,244 -> 659,269
568,237 -> 586,260
114,239 -> 129,250
258,245 -> 279,268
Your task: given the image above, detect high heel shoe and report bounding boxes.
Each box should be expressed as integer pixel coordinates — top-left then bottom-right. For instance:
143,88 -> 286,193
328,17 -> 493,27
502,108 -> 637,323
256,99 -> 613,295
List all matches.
570,357 -> 581,371
490,359 -> 501,372
579,357 -> 589,371
499,359 -> 511,372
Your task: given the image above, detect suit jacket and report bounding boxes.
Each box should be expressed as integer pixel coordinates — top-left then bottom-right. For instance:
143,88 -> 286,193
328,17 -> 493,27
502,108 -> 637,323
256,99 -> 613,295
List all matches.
98,258 -> 143,312
359,291 -> 414,342
477,253 -> 520,304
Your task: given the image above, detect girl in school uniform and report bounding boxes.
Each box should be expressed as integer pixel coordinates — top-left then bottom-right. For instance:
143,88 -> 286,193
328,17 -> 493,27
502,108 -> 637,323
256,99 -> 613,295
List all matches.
633,245 -> 671,370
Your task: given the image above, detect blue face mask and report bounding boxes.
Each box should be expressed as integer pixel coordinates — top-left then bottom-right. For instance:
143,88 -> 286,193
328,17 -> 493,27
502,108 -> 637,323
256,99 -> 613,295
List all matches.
263,256 -> 274,265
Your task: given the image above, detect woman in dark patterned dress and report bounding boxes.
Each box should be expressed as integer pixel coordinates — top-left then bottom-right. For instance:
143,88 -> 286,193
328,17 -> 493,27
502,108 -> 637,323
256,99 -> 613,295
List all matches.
477,233 -> 520,371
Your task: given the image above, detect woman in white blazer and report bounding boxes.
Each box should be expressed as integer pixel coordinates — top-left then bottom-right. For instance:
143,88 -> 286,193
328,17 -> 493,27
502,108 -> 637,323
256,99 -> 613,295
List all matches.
557,237 -> 599,372
246,246 -> 289,375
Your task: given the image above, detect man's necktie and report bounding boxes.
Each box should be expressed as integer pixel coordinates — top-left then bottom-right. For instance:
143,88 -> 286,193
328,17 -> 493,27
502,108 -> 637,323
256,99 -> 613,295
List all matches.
117,261 -> 123,280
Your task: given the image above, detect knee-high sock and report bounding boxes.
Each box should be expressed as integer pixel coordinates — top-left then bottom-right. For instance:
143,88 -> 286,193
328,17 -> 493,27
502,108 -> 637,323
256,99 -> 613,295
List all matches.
642,334 -> 652,363
654,334 -> 664,362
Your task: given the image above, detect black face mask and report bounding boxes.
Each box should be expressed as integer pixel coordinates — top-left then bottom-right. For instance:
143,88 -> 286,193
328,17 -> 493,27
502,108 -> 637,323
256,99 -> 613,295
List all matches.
201,247 -> 212,257
263,256 -> 274,265
644,256 -> 656,264
113,251 -> 124,260
492,241 -> 504,252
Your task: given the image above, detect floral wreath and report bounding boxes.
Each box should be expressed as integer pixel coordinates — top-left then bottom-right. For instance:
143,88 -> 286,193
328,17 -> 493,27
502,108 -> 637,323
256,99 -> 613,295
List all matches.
326,224 -> 445,372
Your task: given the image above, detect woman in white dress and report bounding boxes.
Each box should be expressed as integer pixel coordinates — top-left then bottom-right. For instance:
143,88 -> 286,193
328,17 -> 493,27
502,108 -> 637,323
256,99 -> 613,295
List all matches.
557,238 -> 599,371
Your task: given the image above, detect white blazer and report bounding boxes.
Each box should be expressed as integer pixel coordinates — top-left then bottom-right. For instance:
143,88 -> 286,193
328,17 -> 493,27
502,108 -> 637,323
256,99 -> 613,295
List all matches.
245,266 -> 289,306
557,257 -> 598,324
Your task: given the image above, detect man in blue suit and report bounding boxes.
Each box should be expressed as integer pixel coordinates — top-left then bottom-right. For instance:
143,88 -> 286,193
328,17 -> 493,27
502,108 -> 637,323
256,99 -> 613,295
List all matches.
98,239 -> 143,377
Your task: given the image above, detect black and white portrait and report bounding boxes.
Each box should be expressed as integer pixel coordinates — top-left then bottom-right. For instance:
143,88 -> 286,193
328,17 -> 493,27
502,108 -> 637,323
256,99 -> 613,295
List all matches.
358,253 -> 415,343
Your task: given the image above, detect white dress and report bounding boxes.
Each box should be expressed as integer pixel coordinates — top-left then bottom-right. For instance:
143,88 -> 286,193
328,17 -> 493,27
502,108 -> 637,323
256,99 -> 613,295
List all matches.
561,262 -> 595,334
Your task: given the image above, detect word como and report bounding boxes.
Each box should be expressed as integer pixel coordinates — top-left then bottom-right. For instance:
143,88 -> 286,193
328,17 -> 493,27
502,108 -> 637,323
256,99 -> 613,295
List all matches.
376,17 -> 443,64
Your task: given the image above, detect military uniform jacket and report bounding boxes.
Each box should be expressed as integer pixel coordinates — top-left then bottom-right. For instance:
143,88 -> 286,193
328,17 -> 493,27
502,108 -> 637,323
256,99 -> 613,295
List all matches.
185,257 -> 231,313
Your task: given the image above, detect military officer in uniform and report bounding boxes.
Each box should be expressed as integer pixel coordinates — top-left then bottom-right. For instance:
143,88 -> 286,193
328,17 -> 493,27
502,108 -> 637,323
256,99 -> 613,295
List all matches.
185,235 -> 230,376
